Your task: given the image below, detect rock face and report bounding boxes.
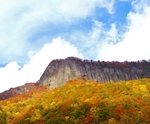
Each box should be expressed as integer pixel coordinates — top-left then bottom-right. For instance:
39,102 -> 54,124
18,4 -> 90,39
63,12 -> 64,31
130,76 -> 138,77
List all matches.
39,57 -> 150,90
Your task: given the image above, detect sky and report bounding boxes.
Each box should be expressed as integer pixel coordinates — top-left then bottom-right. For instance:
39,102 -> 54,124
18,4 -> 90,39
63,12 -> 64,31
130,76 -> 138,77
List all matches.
0,0 -> 150,92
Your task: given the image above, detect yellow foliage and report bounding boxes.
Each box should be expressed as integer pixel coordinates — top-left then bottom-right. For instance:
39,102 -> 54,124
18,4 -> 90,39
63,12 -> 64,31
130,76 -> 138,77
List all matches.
108,118 -> 117,124
139,85 -> 148,93
30,110 -> 42,122
65,116 -> 69,119
0,78 -> 150,123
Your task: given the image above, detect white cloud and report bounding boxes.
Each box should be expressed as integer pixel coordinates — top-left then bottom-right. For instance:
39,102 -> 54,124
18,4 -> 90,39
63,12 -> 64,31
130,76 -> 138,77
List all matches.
0,0 -> 115,92
68,20 -> 119,60
98,1 -> 150,61
0,0 -> 114,64
88,21 -> 119,49
0,62 -> 21,92
0,37 -> 82,92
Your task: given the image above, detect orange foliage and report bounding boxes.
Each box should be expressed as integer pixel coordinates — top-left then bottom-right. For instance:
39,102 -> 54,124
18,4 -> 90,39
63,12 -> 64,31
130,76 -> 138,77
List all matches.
0,78 -> 150,123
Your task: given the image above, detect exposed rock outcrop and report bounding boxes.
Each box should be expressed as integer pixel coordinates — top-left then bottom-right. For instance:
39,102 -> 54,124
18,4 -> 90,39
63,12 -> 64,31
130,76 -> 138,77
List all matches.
39,57 -> 150,90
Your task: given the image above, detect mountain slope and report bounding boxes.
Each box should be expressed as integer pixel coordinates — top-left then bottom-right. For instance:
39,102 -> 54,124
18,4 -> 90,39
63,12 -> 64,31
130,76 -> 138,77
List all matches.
0,78 -> 150,123
39,57 -> 150,90
1,57 -> 150,100
0,82 -> 39,100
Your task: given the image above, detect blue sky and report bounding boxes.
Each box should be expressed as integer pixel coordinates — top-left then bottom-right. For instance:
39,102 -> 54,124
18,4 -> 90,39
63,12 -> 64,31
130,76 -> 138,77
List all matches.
0,0 -> 150,92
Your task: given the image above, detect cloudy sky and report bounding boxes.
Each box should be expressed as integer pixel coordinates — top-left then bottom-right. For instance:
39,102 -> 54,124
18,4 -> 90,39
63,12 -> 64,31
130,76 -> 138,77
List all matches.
0,0 -> 150,92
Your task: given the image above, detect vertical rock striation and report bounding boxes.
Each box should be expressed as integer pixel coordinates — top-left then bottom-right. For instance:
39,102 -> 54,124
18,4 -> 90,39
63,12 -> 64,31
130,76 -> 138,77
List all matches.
39,57 -> 150,89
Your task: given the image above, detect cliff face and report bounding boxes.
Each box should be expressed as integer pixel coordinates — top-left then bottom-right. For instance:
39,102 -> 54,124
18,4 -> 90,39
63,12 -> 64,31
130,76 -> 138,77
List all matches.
39,57 -> 150,89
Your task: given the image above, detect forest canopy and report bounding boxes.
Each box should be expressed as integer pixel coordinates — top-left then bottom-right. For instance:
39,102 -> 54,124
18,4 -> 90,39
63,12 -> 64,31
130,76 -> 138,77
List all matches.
0,78 -> 150,123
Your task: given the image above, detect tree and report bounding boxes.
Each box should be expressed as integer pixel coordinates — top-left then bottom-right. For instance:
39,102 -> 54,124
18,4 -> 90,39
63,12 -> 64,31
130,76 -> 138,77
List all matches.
0,108 -> 7,124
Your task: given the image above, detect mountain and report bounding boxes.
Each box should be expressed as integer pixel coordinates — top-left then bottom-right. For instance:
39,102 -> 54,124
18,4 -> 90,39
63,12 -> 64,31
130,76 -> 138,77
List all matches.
1,57 -> 150,100
1,78 -> 150,123
39,57 -> 150,90
0,82 -> 39,100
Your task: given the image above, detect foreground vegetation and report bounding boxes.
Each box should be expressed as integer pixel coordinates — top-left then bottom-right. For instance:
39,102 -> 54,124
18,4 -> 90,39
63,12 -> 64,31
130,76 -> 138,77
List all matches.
1,78 -> 150,124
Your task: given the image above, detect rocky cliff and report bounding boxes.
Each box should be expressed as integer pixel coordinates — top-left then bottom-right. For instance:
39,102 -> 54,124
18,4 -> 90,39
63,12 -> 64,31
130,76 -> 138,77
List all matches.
39,57 -> 150,90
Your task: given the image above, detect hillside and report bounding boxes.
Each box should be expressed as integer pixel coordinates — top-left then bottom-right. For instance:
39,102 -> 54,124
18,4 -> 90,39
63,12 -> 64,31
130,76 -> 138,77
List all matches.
1,57 -> 150,100
39,57 -> 150,90
0,82 -> 39,100
1,78 -> 150,123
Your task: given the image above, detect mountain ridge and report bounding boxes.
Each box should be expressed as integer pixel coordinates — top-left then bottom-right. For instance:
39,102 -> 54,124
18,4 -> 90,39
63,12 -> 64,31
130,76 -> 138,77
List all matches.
1,57 -> 150,100
0,82 -> 39,100
39,57 -> 150,90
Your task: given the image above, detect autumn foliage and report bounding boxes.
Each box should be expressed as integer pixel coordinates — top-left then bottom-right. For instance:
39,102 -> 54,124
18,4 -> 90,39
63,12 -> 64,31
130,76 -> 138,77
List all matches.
1,78 -> 150,123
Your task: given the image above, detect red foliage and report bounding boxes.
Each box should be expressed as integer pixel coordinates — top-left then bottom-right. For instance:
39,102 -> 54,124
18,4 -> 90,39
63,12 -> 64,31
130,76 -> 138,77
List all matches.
115,106 -> 125,119
84,115 -> 94,123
